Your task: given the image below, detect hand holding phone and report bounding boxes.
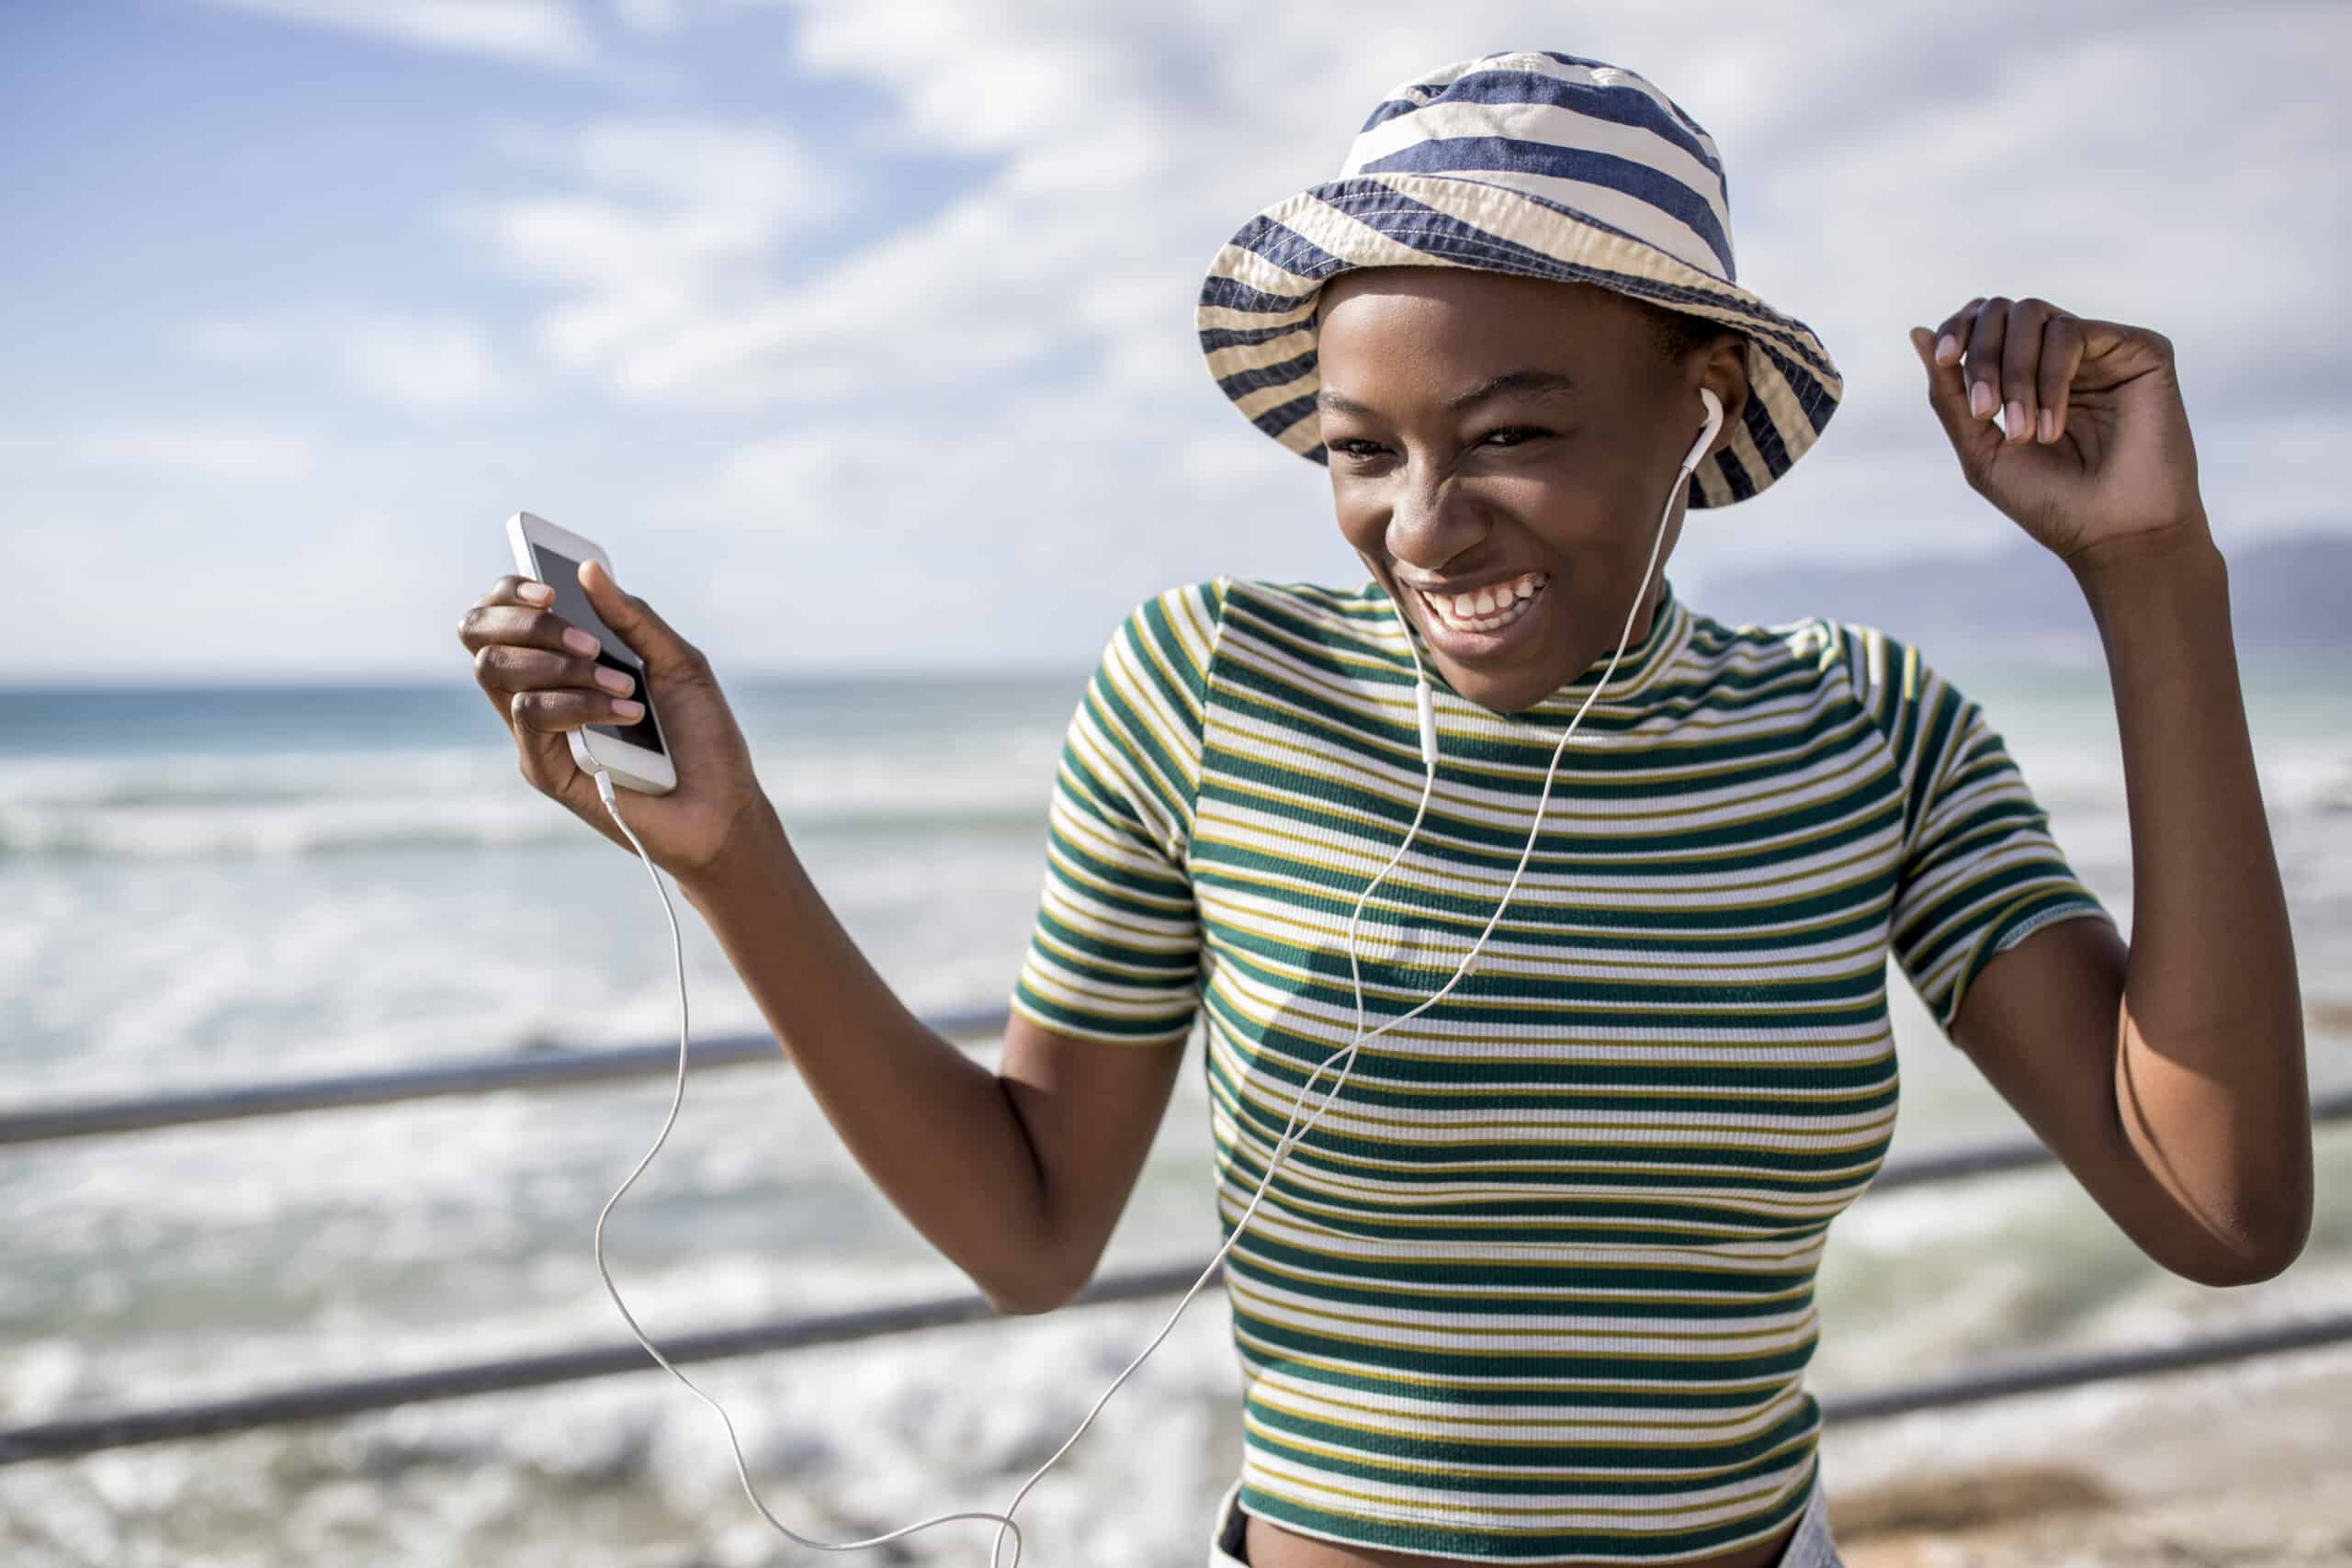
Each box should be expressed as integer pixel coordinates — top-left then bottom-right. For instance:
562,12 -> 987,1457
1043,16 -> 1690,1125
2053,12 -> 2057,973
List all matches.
458,512 -> 775,881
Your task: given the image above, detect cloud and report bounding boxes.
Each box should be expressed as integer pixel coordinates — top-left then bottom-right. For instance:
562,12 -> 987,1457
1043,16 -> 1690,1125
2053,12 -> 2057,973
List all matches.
187,312 -> 506,412
60,1 -> 2335,685
608,0 -> 683,31
650,375 -> 1346,670
44,420 -> 318,486
198,0 -> 601,68
449,116 -> 864,401
444,0 -> 2349,569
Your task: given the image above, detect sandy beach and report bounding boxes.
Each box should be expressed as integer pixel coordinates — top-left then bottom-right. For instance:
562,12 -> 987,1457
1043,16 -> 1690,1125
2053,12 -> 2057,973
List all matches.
1821,1338 -> 2352,1566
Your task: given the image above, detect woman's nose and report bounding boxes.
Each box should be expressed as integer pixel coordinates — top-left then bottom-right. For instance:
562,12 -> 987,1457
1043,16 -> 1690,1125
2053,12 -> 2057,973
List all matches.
1385,476 -> 1483,561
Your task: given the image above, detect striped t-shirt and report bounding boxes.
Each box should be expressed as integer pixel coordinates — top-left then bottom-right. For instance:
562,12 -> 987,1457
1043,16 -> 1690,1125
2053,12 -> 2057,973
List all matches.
1009,572 -> 2113,1563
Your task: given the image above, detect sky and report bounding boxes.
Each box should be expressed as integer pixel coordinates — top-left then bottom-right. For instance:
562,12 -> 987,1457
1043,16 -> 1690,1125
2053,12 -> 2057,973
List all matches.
3,0 -> 2346,682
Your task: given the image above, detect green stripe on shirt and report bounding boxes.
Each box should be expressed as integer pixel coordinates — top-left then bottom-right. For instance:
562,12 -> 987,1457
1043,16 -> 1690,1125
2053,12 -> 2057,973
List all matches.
1008,572 -> 2111,1560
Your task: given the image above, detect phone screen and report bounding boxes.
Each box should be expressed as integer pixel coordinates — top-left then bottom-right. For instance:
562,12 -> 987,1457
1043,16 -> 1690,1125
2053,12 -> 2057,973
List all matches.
529,546 -> 667,757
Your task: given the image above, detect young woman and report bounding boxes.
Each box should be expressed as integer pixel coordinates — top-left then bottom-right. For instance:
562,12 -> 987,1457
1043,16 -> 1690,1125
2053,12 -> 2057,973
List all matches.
458,49 -> 2310,1568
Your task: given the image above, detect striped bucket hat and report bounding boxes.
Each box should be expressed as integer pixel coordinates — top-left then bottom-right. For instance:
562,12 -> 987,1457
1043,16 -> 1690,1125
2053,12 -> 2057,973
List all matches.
1196,50 -> 1842,508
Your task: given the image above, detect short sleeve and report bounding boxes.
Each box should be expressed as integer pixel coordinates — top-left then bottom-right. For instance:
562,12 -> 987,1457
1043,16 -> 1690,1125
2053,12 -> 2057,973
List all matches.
1007,578 -> 1229,1046
1840,622 -> 2119,1034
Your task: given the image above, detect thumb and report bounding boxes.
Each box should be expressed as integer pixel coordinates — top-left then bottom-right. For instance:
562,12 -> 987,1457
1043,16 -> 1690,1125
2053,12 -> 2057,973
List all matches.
1909,325 -> 1996,472
578,557 -> 697,671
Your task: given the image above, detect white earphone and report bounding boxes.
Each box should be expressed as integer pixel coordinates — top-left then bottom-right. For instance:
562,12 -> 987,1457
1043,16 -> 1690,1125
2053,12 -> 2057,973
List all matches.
1255,384 -> 1724,1267
589,388 -> 1727,1568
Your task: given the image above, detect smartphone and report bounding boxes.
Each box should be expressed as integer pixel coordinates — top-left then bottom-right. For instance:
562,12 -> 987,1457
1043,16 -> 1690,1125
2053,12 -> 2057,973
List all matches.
504,511 -> 679,795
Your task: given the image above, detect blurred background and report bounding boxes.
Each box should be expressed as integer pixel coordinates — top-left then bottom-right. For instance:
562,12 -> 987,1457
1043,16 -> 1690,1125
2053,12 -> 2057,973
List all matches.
3,3 -> 2347,1565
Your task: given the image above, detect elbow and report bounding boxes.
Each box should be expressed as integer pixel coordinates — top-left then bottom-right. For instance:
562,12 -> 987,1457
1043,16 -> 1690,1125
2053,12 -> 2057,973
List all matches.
2226,1148 -> 2318,1284
980,1276 -> 1071,1316
977,1251 -> 1091,1317
2223,1213 -> 2313,1287
2171,1238 -> 2304,1289
2162,1187 -> 2313,1289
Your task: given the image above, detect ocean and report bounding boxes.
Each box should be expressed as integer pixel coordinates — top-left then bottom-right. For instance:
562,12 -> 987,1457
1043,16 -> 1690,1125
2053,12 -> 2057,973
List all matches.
3,650 -> 2348,1567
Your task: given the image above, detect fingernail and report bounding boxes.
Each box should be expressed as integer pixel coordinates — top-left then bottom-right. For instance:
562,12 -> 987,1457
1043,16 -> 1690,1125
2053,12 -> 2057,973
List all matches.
594,666 -> 634,695
519,582 -> 552,604
1937,333 -> 1959,364
611,698 -> 644,720
2038,408 -> 2057,443
2006,400 -> 2026,441
564,627 -> 600,655
1970,380 -> 1994,418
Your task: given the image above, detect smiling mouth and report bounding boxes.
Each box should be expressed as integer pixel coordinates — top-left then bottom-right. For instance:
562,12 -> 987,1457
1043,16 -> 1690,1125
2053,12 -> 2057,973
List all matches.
1416,578 -> 1548,637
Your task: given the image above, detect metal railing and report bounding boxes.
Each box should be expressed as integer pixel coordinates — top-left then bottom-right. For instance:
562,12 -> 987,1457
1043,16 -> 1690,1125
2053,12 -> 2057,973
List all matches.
0,1010 -> 1012,1146
6,1008 -> 2346,1468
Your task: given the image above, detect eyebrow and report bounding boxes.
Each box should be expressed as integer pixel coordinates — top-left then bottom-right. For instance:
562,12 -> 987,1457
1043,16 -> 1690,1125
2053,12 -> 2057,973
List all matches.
1317,367 -> 1579,419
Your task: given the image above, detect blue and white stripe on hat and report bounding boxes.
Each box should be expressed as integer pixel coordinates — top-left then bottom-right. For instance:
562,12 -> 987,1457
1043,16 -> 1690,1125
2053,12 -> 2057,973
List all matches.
1197,50 -> 1842,509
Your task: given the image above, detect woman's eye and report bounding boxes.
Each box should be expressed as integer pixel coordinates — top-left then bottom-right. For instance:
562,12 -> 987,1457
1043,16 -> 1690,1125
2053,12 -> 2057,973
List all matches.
1326,427 -> 1551,463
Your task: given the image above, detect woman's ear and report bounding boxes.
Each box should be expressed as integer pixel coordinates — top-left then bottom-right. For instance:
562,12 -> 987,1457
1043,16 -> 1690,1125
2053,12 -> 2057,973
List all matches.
1700,337 -> 1752,456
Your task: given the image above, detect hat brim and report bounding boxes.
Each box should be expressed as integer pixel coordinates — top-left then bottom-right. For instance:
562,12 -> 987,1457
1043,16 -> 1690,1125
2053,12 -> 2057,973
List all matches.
1196,172 -> 1842,508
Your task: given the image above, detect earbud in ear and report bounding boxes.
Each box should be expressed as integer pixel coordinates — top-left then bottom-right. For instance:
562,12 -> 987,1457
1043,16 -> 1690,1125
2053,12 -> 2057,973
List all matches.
1680,387 -> 1724,476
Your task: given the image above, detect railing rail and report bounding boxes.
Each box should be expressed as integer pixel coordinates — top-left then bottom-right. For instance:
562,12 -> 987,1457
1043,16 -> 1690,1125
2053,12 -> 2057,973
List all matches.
5,1280 -> 2346,1468
7,1011 -> 2348,1156
0,1009 -> 1011,1146
7,1009 -> 2345,1468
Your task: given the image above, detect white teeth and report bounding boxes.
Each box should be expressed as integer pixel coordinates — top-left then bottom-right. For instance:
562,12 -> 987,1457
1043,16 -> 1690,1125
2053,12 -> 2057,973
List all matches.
1424,576 -> 1544,634
1431,573 -> 1544,623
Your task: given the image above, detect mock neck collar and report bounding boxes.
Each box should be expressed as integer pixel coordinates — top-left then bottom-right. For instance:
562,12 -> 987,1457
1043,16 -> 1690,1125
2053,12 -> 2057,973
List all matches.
1367,573 -> 1692,722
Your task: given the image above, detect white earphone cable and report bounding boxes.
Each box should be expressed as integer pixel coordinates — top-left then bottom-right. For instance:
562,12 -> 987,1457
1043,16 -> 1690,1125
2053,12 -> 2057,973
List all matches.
589,765 -> 1033,1564
585,388 -> 1723,1567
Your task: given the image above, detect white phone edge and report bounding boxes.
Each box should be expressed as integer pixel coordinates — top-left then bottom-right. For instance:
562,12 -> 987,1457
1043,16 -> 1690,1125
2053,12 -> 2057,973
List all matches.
503,510 -> 679,795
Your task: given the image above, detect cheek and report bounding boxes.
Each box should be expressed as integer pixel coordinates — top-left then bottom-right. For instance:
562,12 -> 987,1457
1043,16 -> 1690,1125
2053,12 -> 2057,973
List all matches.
1328,461 -> 1630,556
1329,491 -> 1385,555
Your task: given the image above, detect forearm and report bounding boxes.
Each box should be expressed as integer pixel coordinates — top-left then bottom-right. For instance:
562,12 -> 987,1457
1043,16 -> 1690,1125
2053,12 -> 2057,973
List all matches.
2073,523 -> 2312,1268
677,801 -> 1061,1311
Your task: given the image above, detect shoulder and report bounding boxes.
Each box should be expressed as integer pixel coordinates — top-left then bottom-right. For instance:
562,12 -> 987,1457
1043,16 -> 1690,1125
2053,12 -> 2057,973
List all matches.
1133,576 -> 1396,678
1116,576 -> 1229,640
1214,576 -> 1375,633
1686,599 -> 1955,719
1214,576 -> 1436,665
1667,595 -> 1877,707
1102,578 -> 1232,685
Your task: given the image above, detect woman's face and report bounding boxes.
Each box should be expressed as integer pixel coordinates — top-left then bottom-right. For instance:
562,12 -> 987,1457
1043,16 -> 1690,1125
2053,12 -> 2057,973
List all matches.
1315,267 -> 1748,715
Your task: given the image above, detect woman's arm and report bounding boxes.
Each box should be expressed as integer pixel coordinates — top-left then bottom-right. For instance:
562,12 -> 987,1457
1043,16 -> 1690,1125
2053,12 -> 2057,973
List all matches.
1909,301 -> 2312,1283
1951,525 -> 2311,1283
680,801 -> 1185,1313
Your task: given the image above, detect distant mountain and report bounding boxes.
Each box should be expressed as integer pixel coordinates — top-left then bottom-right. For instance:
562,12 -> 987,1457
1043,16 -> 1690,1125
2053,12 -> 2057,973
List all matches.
1690,528 -> 2350,660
